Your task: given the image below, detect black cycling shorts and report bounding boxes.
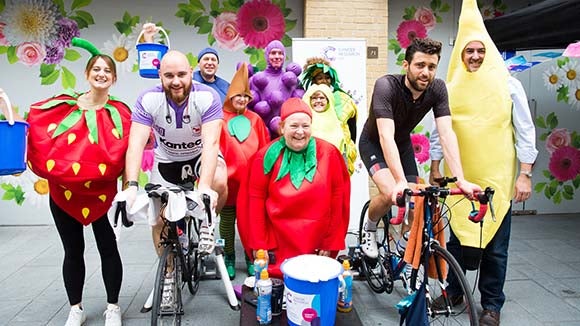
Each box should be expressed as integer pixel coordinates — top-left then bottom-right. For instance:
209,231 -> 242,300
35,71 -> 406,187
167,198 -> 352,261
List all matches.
358,136 -> 418,182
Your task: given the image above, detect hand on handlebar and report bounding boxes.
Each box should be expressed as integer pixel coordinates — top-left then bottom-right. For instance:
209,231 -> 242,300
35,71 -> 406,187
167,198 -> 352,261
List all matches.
455,179 -> 482,199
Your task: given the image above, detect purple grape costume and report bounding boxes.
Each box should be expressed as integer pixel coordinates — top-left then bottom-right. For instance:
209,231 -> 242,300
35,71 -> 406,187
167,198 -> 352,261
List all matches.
248,40 -> 304,138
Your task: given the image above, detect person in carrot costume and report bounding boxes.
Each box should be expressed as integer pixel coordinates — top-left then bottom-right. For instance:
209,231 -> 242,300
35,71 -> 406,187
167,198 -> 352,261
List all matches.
219,62 -> 270,279
26,38 -> 130,326
237,97 -> 350,278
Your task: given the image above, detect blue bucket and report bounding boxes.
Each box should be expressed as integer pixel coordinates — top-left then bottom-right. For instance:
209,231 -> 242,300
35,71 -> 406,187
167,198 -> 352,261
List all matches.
281,255 -> 343,326
136,27 -> 170,79
0,94 -> 28,175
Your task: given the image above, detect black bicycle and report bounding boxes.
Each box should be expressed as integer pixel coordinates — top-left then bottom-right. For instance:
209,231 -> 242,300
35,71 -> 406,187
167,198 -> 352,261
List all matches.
144,183 -> 239,326
358,177 -> 495,325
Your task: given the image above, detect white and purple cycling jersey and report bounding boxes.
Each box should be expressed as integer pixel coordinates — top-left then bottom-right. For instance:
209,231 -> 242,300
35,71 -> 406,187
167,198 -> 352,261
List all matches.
133,82 -> 223,163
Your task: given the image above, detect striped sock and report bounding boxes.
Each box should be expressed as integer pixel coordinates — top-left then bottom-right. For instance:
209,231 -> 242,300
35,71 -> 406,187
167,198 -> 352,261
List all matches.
220,205 -> 236,255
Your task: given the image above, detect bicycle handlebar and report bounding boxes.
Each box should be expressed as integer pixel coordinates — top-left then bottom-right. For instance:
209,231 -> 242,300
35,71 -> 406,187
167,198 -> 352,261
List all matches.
392,185 -> 495,225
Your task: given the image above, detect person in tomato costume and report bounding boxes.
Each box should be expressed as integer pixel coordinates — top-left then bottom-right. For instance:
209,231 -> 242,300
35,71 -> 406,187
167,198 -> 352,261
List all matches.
219,62 -> 270,279
26,38 -> 129,326
237,97 -> 351,278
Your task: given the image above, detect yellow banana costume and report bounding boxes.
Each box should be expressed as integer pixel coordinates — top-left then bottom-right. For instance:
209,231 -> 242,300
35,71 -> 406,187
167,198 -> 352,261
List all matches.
444,0 -> 516,248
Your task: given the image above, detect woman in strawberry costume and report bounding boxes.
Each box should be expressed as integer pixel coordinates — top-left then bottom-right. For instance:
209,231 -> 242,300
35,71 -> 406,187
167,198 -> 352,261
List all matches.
237,98 -> 351,278
26,38 -> 130,326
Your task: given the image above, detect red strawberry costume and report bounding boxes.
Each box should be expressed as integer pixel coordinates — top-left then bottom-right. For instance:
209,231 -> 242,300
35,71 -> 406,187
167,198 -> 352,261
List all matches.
27,90 -> 132,225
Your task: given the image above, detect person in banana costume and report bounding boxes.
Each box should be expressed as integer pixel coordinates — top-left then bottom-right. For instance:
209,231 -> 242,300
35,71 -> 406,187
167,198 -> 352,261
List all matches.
429,1 -> 538,325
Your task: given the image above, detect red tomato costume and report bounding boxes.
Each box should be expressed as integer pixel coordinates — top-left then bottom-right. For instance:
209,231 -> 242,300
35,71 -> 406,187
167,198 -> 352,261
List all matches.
27,90 -> 132,225
220,63 -> 270,206
237,135 -> 351,278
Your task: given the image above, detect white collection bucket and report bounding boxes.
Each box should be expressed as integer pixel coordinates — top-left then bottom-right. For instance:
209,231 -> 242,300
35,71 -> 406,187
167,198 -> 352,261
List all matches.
135,27 -> 170,79
280,254 -> 343,326
0,93 -> 29,175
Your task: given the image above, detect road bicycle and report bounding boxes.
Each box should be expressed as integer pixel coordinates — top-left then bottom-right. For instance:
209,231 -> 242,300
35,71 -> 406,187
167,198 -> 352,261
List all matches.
357,177 -> 495,325
142,183 -> 239,326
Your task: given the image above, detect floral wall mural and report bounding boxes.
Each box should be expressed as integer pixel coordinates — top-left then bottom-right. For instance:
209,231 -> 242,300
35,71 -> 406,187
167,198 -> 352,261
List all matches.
0,0 -> 300,216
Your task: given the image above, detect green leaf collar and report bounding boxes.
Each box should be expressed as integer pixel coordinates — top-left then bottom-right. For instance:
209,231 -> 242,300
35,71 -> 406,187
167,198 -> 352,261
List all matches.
263,137 -> 317,189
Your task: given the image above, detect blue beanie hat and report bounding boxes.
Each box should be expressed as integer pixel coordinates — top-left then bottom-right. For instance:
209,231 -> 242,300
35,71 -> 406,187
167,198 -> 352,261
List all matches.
197,47 -> 219,63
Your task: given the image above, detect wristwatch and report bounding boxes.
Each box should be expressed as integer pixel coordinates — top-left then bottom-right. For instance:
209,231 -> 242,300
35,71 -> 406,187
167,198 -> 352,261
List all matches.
520,170 -> 533,178
123,180 -> 139,190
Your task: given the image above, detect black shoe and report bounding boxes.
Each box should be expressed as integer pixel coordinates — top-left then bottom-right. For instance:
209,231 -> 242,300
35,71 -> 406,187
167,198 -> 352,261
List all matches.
431,294 -> 464,310
479,309 -> 500,326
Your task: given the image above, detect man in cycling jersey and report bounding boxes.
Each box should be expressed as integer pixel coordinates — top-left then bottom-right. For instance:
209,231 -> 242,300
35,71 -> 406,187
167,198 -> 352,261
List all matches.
358,37 -> 481,260
123,49 -> 227,256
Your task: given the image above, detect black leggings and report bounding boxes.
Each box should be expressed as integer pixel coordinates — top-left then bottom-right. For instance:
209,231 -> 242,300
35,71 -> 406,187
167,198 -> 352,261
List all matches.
50,198 -> 122,305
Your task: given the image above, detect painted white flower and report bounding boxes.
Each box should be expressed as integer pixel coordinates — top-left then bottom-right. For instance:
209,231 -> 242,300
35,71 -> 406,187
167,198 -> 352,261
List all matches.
0,0 -> 58,46
561,59 -> 580,88
543,65 -> 565,92
103,33 -> 137,74
0,170 -> 29,188
21,170 -> 50,208
567,83 -> 580,111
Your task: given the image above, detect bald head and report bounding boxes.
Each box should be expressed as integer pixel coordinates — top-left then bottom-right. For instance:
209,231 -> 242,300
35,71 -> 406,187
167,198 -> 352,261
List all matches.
159,50 -> 193,105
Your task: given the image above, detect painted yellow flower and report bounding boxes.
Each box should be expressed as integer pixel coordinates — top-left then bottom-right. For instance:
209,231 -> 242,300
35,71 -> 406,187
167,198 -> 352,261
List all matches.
103,34 -> 136,74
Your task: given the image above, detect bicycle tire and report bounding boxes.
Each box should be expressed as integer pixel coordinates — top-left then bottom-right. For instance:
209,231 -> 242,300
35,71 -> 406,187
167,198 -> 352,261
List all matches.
358,200 -> 389,293
425,243 -> 478,326
151,245 -> 182,326
186,218 -> 201,295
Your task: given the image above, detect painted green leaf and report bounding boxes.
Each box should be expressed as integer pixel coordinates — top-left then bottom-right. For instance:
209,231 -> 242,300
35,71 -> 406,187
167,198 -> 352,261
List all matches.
281,34 -> 292,47
207,33 -> 216,46
546,112 -> 559,129
440,3 -> 451,12
0,0 -> 5,12
557,86 -> 569,102
553,191 -> 562,204
74,10 -> 95,26
285,19 -> 297,32
534,182 -> 546,193
423,164 -> 430,173
7,46 -> 17,64
436,15 -> 443,23
563,185 -> 574,195
41,69 -> 61,85
189,0 -> 205,11
573,175 -> 580,188
71,15 -> 89,29
194,15 -> 210,29
535,115 -> 547,129
39,63 -> 56,78
199,22 -> 213,34
539,133 -> 548,141
548,180 -> 559,196
571,131 -> 580,148
61,66 -> 76,90
210,0 -> 219,11
114,22 -> 131,35
562,191 -> 573,200
544,185 -> 552,198
388,39 -> 401,52
1,184 -> 25,205
542,170 -> 553,179
227,0 -> 244,7
71,0 -> 91,11
0,46 -> 7,54
186,52 -> 196,67
64,48 -> 81,61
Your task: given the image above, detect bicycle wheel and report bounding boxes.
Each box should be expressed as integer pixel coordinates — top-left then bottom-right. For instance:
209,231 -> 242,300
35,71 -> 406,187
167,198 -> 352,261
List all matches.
358,201 -> 389,293
185,218 -> 201,295
424,242 -> 477,326
151,245 -> 182,326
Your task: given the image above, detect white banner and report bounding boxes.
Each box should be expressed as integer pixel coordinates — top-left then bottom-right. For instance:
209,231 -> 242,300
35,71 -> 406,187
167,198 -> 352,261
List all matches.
291,38 -> 369,232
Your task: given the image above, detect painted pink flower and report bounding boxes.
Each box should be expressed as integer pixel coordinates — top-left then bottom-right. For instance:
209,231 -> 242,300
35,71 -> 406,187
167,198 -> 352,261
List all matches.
396,20 -> 427,49
414,7 -> 436,32
212,12 -> 245,51
546,128 -> 571,154
16,42 -> 46,66
0,22 -> 9,46
141,149 -> 154,172
237,0 -> 285,49
548,146 -> 580,182
411,133 -> 430,164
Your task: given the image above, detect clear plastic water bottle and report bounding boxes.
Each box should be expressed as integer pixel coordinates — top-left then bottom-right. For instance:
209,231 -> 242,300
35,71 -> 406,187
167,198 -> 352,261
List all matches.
256,269 -> 272,325
337,260 -> 353,313
177,227 -> 188,255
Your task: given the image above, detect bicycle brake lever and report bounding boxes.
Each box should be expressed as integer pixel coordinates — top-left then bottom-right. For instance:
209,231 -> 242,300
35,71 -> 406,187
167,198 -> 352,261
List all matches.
486,187 -> 496,222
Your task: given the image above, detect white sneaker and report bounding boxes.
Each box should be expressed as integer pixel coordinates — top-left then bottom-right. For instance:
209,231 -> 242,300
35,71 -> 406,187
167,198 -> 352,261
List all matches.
161,274 -> 175,310
65,305 -> 86,326
103,304 -> 122,326
361,226 -> 378,259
